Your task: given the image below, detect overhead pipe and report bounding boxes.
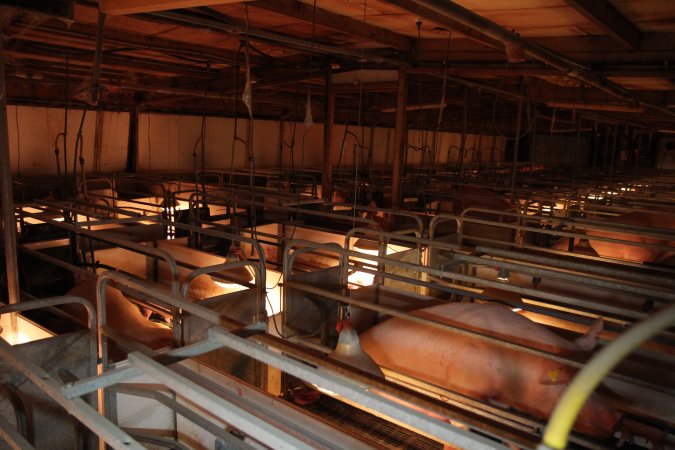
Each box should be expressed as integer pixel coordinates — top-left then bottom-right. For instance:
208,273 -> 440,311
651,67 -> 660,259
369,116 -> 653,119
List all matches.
148,10 -> 404,67
391,0 -> 675,118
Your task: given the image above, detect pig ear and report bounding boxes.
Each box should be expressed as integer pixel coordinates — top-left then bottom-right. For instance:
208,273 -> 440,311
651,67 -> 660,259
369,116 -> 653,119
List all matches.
539,366 -> 576,385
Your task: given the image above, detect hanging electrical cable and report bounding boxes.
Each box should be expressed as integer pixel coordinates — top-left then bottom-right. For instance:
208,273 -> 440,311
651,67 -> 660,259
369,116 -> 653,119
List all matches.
63,55 -> 69,197
242,4 -> 258,243
430,30 -> 453,175
71,108 -> 88,198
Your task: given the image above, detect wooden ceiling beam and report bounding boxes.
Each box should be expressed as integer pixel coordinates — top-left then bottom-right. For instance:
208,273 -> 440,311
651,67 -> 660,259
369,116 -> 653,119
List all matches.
99,0 -> 251,16
563,0 -> 641,50
252,0 -> 413,52
5,41 -> 217,78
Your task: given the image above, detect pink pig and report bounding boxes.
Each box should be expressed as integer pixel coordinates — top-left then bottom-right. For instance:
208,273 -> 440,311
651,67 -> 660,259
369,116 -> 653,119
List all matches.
359,302 -> 622,440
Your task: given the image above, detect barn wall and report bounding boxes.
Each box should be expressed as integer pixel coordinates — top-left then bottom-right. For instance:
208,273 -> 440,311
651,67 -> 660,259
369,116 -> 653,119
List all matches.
7,106 -> 129,177
6,106 -> 507,176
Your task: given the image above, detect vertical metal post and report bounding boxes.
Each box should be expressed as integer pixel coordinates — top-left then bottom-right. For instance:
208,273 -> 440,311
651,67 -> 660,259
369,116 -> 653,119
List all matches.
322,72 -> 334,201
391,66 -> 408,209
0,42 -> 20,341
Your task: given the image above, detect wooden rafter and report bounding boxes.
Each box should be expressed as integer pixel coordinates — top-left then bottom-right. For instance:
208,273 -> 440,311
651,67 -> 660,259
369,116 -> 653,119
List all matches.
252,0 -> 413,52
99,0 -> 251,16
564,0 -> 641,50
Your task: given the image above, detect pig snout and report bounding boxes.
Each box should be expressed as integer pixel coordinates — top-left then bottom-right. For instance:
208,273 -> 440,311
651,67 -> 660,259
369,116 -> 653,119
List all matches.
359,303 -> 623,440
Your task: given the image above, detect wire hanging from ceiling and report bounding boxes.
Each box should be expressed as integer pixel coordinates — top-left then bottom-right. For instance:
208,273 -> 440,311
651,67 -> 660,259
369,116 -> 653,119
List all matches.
429,30 -> 453,177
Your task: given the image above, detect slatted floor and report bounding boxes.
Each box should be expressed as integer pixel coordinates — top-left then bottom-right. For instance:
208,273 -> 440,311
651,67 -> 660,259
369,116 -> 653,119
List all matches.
303,394 -> 444,450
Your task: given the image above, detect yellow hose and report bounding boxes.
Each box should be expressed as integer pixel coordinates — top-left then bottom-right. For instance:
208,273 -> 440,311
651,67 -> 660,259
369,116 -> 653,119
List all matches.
540,302 -> 675,450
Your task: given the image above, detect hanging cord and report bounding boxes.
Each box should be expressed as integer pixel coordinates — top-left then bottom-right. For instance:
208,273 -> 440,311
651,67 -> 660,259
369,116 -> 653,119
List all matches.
351,0 -> 367,221
54,133 -> 64,186
63,55 -> 69,197
199,61 -> 210,198
14,107 -> 20,177
72,108 -> 88,198
334,96 -> 354,171
243,4 -> 258,243
228,43 -> 243,190
491,64 -> 534,141
430,31 -> 453,174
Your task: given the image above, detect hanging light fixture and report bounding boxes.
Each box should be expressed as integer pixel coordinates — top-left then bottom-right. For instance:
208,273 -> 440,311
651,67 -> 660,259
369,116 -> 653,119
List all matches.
348,238 -> 380,288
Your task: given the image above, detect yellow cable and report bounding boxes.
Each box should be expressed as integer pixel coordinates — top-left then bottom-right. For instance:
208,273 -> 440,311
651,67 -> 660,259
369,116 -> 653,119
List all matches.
540,302 -> 675,450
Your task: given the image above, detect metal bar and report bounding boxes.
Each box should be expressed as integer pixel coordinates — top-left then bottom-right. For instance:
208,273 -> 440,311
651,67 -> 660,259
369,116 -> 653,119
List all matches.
207,327 -> 507,450
475,246 -> 675,288
0,413 -> 33,450
127,351 -> 319,450
110,384 -> 257,450
17,208 -> 181,295
0,295 -> 98,379
0,338 -> 144,450
453,253 -> 675,302
0,40 -> 20,342
181,260 -> 264,322
63,337 -> 226,399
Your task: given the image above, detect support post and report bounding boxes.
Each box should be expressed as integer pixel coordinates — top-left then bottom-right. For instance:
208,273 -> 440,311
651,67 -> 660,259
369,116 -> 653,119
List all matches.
322,72 -> 334,202
0,42 -> 20,341
391,66 -> 408,209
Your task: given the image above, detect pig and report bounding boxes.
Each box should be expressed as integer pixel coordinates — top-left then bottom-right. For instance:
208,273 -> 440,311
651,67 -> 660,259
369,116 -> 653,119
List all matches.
584,212 -> 675,264
64,278 -> 174,351
359,302 -> 623,440
451,185 -> 514,215
553,212 -> 675,264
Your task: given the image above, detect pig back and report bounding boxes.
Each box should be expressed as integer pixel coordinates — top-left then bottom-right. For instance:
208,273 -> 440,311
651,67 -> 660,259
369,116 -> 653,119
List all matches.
65,279 -> 174,350
359,302 -> 622,439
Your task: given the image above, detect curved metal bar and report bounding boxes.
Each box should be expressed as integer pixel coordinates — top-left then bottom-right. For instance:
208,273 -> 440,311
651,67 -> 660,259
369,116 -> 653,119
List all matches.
0,296 -> 97,379
540,302 -> 675,450
2,383 -> 33,445
181,260 -> 265,323
18,207 -> 180,296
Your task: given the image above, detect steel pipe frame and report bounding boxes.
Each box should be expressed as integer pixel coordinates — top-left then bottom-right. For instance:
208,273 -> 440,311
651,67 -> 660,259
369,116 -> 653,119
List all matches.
184,187 -> 382,230
0,296 -> 140,450
127,351 -> 319,450
0,295 -> 98,379
206,326 -> 507,450
283,238 -> 674,396
64,261 -> 530,448
475,245 -> 675,289
69,269 -> 506,449
17,208 -> 181,295
429,209 -> 675,259
0,412 -> 33,450
0,338 -> 144,450
109,383 -> 259,450
180,260 -> 265,324
452,252 -> 675,304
